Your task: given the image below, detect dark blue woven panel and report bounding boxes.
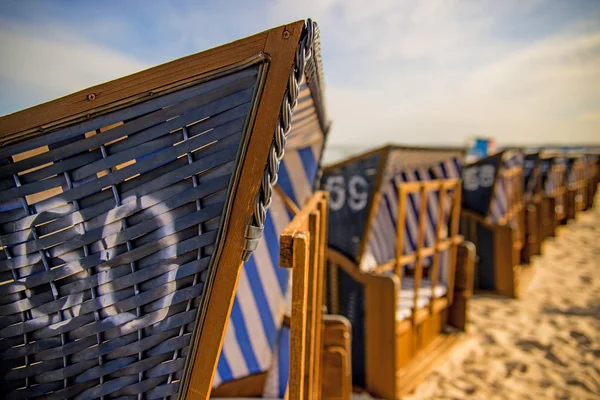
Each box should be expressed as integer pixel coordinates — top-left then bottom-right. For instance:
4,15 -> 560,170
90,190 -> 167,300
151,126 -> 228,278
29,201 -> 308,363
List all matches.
462,153 -> 503,217
0,66 -> 261,399
336,266 -> 365,387
321,153 -> 381,264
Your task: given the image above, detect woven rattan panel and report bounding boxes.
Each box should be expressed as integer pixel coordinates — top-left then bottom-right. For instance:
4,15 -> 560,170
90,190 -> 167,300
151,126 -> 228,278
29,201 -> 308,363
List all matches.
0,66 -> 261,399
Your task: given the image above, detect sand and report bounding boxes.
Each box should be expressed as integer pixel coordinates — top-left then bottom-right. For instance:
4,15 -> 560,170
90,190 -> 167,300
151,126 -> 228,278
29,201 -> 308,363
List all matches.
356,204 -> 600,400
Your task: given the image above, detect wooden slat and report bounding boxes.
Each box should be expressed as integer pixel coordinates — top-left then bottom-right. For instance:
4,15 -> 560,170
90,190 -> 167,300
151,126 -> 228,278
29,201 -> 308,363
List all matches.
288,232 -> 310,400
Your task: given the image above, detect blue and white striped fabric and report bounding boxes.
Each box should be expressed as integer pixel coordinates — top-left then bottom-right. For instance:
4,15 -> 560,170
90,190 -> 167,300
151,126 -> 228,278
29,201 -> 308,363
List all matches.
489,152 -> 523,224
263,326 -> 291,398
214,81 -> 326,394
276,83 -> 324,208
214,189 -> 293,386
364,157 -> 462,282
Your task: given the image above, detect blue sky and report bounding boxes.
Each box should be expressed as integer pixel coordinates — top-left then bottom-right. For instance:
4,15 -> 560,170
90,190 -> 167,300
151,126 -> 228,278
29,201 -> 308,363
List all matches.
1,0 -> 599,156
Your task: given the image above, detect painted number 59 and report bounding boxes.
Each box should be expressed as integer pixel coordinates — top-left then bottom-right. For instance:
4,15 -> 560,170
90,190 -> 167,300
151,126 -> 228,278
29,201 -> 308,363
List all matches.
325,175 -> 369,212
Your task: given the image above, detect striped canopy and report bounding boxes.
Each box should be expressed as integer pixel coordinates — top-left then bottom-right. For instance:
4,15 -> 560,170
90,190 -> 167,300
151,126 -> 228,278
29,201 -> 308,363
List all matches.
214,36 -> 329,397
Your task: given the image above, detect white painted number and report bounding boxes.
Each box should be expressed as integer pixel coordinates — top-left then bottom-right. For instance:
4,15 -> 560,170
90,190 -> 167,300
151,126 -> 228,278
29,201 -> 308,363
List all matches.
464,165 -> 496,191
479,165 -> 495,188
464,167 -> 480,191
325,174 -> 369,212
348,175 -> 369,211
325,176 -> 346,211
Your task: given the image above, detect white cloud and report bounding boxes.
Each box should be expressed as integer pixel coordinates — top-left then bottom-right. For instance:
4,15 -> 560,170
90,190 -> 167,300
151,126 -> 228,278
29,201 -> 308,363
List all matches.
323,26 -> 600,153
0,21 -> 149,112
274,1 -> 600,156
0,1 -> 598,151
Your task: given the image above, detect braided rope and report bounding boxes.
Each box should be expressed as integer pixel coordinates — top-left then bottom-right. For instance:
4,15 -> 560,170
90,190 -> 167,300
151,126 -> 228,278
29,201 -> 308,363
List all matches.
242,19 -> 317,261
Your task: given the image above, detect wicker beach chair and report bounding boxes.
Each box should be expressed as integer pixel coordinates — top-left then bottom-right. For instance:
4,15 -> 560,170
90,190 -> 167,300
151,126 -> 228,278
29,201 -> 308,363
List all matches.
563,153 -> 587,220
460,150 -> 534,298
0,19 -> 337,400
583,150 -> 600,209
321,145 -> 475,399
520,151 -> 544,262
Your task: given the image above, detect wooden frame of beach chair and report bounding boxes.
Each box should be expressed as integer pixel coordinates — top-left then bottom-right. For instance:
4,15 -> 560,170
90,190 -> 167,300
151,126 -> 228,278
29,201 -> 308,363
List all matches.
321,145 -> 474,399
564,155 -> 587,221
585,153 -> 600,209
540,155 -> 567,239
460,150 -> 532,298
582,153 -> 598,210
521,152 -> 544,263
538,155 -> 556,241
211,192 -> 351,400
0,20 -> 332,400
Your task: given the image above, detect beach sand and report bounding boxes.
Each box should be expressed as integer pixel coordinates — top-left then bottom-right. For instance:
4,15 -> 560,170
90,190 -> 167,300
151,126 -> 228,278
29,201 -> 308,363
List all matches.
356,203 -> 600,399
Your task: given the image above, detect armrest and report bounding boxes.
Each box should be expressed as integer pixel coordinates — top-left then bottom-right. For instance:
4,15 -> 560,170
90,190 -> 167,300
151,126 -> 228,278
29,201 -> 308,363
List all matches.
454,241 -> 476,297
447,240 -> 476,331
321,315 -> 352,400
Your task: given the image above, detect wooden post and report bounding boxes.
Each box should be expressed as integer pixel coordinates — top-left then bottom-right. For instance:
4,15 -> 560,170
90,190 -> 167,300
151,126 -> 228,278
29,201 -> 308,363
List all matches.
288,232 -> 310,400
396,183 -> 407,279
429,181 -> 446,309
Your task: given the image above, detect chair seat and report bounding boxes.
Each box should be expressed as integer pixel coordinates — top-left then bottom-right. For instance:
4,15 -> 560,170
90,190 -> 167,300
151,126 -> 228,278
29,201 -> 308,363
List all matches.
402,277 -> 448,298
395,278 -> 448,321
396,290 -> 429,320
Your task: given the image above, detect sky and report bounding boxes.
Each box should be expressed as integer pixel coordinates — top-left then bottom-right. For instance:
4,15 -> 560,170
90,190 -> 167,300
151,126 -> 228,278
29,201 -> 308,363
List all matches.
1,0 -> 599,159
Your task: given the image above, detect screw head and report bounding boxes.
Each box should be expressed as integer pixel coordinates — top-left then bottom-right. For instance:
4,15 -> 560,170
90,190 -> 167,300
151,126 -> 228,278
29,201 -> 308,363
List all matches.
87,93 -> 96,101
283,30 -> 290,39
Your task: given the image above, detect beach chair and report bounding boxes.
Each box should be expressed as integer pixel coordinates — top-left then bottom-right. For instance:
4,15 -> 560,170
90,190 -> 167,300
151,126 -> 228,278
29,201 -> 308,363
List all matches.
520,151 -> 544,262
210,20 -> 351,400
460,150 -> 533,298
321,145 -> 475,399
537,154 -> 561,241
563,154 -> 587,221
0,19 -> 333,400
582,151 -> 599,210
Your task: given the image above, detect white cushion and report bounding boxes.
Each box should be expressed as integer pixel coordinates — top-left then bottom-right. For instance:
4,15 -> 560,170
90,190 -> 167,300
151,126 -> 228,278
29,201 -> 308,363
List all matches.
402,277 -> 447,298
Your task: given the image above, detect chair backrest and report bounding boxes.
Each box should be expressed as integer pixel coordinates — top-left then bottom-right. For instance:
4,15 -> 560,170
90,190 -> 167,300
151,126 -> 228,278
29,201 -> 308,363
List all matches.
0,20 -> 311,400
390,179 -> 462,306
363,151 -> 462,274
